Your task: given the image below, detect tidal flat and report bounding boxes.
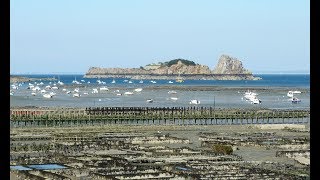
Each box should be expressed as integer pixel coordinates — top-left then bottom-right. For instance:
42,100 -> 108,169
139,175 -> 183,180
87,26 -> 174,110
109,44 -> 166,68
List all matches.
10,124 -> 310,179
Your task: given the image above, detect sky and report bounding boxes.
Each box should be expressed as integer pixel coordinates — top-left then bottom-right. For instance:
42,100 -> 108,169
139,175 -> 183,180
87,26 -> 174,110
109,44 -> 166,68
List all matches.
10,0 -> 310,74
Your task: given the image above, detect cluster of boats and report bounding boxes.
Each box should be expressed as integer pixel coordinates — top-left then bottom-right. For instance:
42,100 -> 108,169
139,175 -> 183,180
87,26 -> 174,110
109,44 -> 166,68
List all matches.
287,90 -> 301,103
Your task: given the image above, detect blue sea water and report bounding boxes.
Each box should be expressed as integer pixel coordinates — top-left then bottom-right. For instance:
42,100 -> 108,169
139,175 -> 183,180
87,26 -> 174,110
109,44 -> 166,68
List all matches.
15,74 -> 310,88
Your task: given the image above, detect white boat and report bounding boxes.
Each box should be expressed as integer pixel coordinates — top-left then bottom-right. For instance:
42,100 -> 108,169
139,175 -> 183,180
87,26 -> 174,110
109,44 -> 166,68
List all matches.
250,97 -> 261,104
74,88 -> 80,93
124,91 -> 134,95
10,91 -> 14,96
57,81 -> 64,85
43,94 -> 53,98
139,80 -> 144,84
80,80 -> 85,82
128,80 -> 133,84
100,86 -> 109,91
52,86 -> 59,90
168,81 -> 174,84
62,88 -> 67,92
116,93 -> 122,96
150,80 -> 157,84
40,89 -> 47,94
146,99 -> 153,103
49,92 -> 56,96
31,92 -> 36,96
287,90 -> 301,98
111,79 -> 116,84
189,99 -> 200,105
45,85 -> 51,90
83,92 -> 89,95
73,93 -> 80,97
66,91 -> 71,94
170,97 -> 178,101
134,88 -> 143,92
244,90 -> 258,100
92,88 -> 99,94
168,90 -> 177,94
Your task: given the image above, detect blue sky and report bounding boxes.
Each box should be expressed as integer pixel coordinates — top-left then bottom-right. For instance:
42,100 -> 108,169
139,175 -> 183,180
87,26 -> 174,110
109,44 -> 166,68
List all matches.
10,0 -> 310,74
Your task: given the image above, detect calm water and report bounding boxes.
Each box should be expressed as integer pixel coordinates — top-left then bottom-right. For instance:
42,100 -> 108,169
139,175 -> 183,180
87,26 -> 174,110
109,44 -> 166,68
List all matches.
10,74 -> 310,109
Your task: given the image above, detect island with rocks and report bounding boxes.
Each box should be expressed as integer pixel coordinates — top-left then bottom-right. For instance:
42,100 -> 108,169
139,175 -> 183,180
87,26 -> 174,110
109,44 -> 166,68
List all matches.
84,54 -> 262,80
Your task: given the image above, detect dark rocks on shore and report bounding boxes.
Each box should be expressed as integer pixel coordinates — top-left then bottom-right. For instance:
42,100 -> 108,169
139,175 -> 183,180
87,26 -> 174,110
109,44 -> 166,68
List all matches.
10,75 -> 57,83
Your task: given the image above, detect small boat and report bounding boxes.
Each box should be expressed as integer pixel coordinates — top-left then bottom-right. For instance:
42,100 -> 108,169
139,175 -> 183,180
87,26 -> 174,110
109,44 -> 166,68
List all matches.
31,92 -> 36,96
243,90 -> 258,100
45,85 -> 51,90
57,81 -> 64,85
189,99 -> 200,105
43,94 -> 53,98
150,80 -> 157,84
139,80 -> 144,84
170,97 -> 178,101
124,91 -> 134,95
168,90 -> 177,94
100,86 -> 109,91
291,97 -> 301,104
51,86 -> 59,90
287,90 -> 301,98
134,88 -> 143,92
74,88 -> 80,93
40,89 -> 47,94
80,79 -> 85,82
62,88 -> 67,92
111,79 -> 116,84
250,97 -> 261,104
128,80 -> 133,84
146,99 -> 153,103
73,93 -> 80,98
116,93 -> 122,96
168,81 -> 174,84
66,91 -> 71,94
92,89 -> 99,94
83,92 -> 89,95
10,91 -> 14,96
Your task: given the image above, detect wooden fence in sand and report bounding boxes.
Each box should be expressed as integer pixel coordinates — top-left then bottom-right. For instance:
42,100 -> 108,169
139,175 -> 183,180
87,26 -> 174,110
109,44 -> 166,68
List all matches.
10,107 -> 310,127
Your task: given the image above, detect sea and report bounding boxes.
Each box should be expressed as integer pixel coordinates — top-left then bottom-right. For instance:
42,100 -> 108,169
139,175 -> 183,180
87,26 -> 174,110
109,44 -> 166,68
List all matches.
10,74 -> 310,110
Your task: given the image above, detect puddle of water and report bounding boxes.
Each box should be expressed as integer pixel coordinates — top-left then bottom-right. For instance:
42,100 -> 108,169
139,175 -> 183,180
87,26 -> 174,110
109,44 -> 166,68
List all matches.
27,164 -> 67,170
10,165 -> 32,170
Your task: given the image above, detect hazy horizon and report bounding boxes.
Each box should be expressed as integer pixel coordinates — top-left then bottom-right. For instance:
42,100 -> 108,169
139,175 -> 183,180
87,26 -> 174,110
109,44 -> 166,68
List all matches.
10,0 -> 310,74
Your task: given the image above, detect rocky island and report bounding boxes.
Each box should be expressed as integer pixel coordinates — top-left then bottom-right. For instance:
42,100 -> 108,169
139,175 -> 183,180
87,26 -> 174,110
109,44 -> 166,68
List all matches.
84,54 -> 262,80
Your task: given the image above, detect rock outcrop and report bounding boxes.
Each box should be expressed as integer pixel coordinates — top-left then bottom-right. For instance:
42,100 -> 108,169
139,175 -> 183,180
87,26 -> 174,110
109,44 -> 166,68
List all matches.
84,55 -> 261,80
212,55 -> 251,74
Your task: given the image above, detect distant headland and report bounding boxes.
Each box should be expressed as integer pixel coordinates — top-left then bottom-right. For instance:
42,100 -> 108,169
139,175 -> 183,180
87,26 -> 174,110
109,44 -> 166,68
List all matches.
84,54 -> 262,80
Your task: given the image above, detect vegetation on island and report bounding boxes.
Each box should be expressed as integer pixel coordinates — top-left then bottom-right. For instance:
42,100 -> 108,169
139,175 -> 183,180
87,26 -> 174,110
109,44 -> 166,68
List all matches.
163,59 -> 197,67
